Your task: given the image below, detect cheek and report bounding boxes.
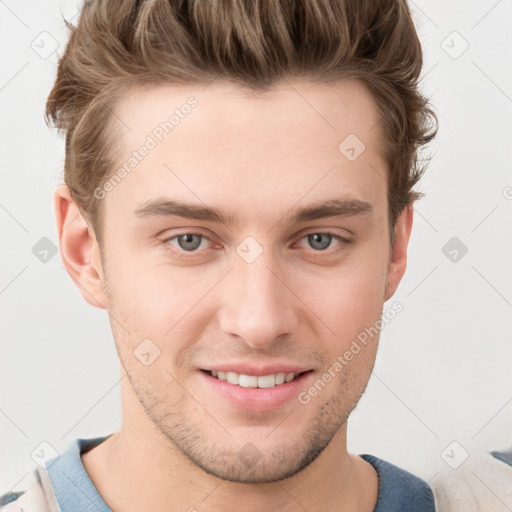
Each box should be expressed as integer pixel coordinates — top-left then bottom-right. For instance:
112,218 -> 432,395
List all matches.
306,270 -> 383,392
103,255 -> 213,366
298,256 -> 388,339
104,247 -> 189,321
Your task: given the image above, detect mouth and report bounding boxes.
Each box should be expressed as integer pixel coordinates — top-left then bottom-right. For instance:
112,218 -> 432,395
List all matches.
198,367 -> 315,411
200,369 -> 313,389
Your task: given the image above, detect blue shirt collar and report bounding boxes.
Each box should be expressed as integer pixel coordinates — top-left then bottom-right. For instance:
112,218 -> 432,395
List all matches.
46,435 -> 114,512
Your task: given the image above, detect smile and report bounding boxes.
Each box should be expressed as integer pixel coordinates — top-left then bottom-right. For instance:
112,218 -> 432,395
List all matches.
204,370 -> 310,388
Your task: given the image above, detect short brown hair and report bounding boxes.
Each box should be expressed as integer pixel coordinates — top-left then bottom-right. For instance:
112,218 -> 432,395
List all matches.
46,0 -> 437,249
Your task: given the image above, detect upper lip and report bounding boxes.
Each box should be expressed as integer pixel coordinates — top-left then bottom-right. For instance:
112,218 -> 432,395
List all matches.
200,363 -> 313,376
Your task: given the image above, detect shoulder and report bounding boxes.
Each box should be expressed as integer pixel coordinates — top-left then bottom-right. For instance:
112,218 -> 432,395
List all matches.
360,454 -> 436,511
0,466 -> 61,512
429,446 -> 512,512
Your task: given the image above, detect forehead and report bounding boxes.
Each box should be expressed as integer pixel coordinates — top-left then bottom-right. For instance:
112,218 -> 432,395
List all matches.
114,78 -> 382,149
104,79 -> 387,224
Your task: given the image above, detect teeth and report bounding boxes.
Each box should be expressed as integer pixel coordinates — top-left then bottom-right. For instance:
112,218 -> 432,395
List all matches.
210,370 -> 301,388
239,374 -> 258,387
275,372 -> 286,385
257,374 -> 275,388
226,371 -> 239,385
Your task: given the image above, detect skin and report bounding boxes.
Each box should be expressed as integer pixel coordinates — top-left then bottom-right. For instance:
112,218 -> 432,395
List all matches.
55,78 -> 413,512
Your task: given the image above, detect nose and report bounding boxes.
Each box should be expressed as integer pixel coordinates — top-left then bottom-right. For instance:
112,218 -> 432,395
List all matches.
218,244 -> 300,350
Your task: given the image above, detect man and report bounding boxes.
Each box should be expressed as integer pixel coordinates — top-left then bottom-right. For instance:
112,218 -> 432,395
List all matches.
0,0 -> 438,510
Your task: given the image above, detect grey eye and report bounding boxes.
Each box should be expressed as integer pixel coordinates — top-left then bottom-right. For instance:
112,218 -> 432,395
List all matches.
176,234 -> 203,251
307,233 -> 333,251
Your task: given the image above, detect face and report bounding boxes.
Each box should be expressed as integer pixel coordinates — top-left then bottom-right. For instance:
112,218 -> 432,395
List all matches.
66,79 -> 412,483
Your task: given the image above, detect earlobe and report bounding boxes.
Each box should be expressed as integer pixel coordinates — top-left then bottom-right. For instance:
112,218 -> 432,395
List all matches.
384,205 -> 414,301
54,184 -> 108,309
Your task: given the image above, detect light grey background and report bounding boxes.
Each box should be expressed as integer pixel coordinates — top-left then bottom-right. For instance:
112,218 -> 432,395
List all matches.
1,0 -> 511,496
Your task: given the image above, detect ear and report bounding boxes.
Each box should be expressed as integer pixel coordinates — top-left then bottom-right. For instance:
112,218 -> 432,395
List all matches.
54,184 -> 108,309
384,205 -> 414,301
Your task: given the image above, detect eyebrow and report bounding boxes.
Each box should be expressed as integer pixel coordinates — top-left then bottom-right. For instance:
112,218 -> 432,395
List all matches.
133,196 -> 373,226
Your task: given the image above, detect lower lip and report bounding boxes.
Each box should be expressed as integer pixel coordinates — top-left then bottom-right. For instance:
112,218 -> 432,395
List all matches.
198,370 -> 314,412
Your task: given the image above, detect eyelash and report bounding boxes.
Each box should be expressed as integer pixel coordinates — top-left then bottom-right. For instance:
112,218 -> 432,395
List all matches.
161,231 -> 351,260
